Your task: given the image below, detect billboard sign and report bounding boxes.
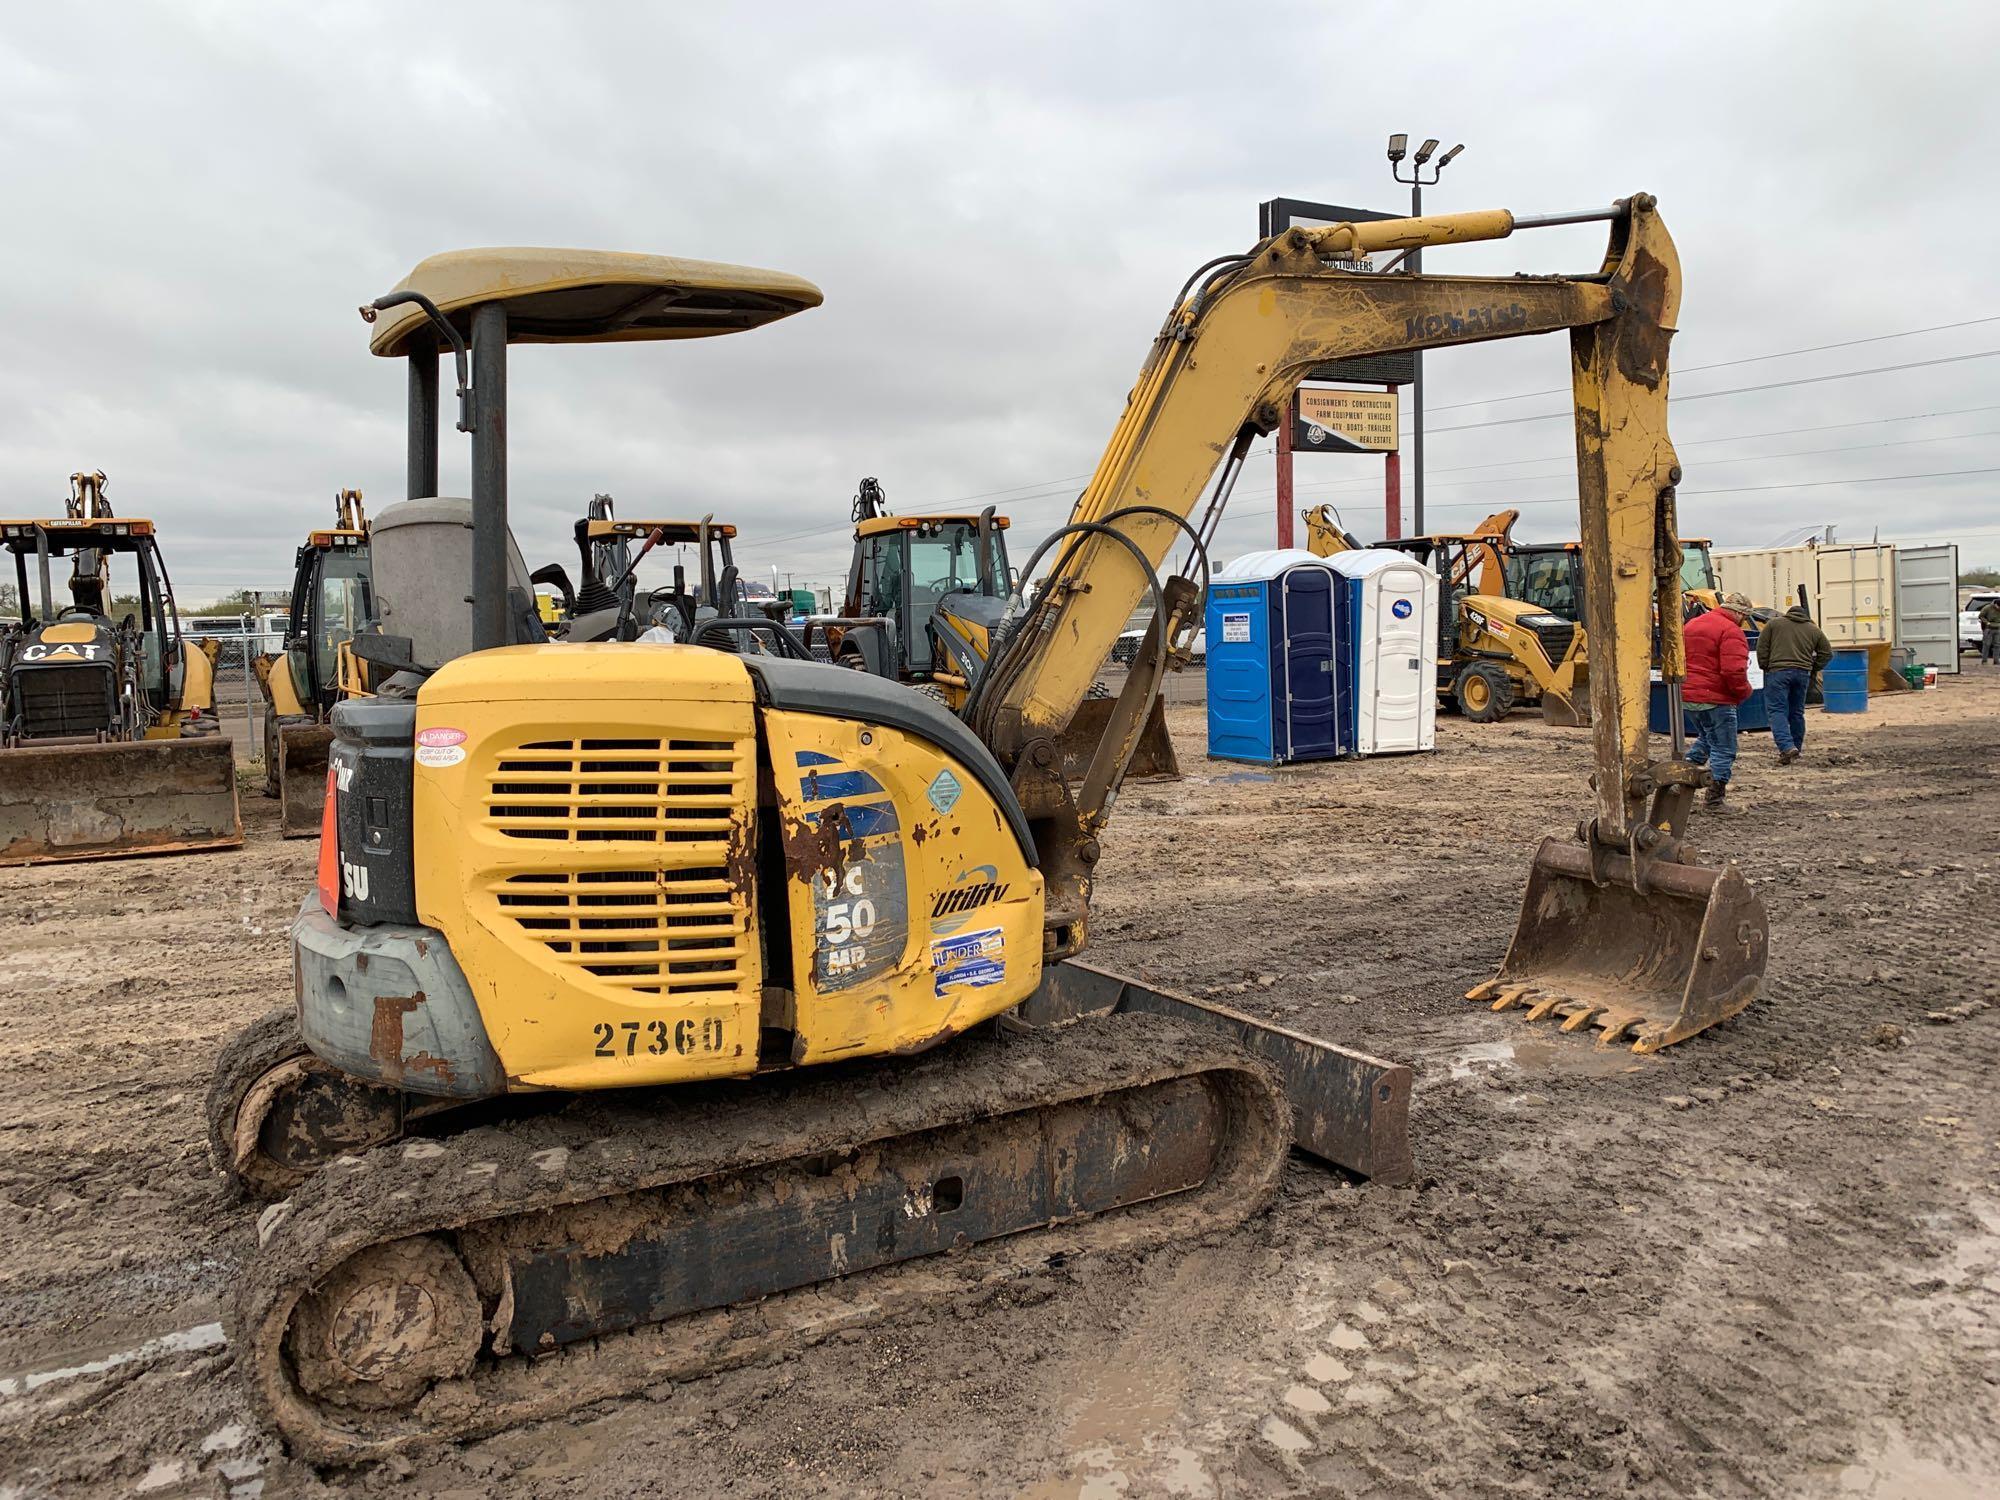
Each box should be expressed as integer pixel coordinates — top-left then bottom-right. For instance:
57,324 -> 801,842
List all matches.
1294,388 -> 1400,454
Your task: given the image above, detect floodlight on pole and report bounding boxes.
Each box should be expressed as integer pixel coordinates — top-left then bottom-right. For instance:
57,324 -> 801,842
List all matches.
1386,132 -> 1466,536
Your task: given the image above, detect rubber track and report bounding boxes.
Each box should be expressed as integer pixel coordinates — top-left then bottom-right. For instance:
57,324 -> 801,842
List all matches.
234,1012 -> 1288,1465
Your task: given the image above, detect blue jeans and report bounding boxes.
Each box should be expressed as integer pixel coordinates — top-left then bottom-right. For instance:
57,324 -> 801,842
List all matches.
1684,703 -> 1739,785
1765,668 -> 1809,754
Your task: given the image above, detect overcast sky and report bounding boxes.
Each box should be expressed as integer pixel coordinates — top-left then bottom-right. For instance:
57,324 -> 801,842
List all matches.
3,2 -> 1997,607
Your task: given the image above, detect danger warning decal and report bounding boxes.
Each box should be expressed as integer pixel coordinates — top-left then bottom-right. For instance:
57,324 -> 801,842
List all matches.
415,726 -> 467,768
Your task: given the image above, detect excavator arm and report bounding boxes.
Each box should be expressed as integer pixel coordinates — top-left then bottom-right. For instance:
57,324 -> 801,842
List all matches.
972,195 -> 1764,1047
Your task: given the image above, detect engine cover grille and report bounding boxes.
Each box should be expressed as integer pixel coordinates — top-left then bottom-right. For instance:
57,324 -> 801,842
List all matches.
484,737 -> 752,996
12,664 -> 117,739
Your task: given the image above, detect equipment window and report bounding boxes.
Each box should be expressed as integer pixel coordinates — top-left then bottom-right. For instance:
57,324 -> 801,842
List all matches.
315,550 -> 372,688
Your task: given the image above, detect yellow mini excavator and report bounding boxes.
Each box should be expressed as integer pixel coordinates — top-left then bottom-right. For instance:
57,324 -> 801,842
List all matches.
0,472 -> 241,865
210,206 -> 1767,1463
826,477 -> 1178,778
258,490 -> 372,837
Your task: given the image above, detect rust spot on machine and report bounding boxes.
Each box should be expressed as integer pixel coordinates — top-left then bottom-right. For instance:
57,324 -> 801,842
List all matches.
368,993 -> 426,1085
778,801 -> 855,886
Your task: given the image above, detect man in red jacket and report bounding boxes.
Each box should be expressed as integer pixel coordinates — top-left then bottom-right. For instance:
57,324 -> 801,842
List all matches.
1680,591 -> 1756,805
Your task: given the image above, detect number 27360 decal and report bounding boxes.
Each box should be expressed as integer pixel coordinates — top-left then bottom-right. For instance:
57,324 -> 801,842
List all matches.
591,1016 -> 727,1057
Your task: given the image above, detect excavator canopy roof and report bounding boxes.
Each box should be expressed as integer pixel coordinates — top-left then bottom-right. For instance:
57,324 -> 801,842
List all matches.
1,518 -> 157,548
305,528 -> 368,549
585,519 -> 738,544
367,249 -> 824,357
855,514 -> 1011,539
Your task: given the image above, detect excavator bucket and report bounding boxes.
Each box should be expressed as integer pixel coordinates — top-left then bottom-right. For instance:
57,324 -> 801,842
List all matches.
0,737 -> 243,867
1539,691 -> 1591,727
1056,691 -> 1180,783
1468,837 -> 1766,1053
272,722 -> 335,838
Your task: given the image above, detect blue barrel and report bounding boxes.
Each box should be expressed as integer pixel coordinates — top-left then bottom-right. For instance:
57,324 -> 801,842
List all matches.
1822,646 -> 1870,714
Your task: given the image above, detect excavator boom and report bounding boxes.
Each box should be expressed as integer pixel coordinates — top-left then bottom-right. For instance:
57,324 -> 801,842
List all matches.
972,196 -> 1764,1045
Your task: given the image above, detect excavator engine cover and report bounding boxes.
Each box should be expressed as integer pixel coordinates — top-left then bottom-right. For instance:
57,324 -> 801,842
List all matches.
1470,837 -> 1766,1052
0,736 -> 242,866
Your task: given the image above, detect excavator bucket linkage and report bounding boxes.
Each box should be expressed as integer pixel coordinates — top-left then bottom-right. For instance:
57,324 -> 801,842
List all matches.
1469,837 -> 1767,1053
0,736 -> 242,867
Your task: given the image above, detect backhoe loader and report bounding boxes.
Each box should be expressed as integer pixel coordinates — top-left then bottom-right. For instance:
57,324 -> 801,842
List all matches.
257,489 -> 372,837
825,477 -> 1178,779
210,205 -> 1766,1463
533,495 -> 751,644
1306,506 -> 1590,723
0,472 -> 241,865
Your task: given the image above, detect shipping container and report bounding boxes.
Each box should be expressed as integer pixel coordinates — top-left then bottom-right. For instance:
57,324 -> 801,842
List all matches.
1712,543 -> 1897,646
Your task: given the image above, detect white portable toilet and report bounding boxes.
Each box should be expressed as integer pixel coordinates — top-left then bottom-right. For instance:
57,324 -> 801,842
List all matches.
1328,548 -> 1439,755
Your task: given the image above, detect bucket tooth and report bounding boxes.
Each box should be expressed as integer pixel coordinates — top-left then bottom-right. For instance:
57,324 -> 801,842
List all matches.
1558,1006 -> 1602,1033
1482,983 -> 1538,1012
1465,980 -> 1501,1003
1524,996 -> 1565,1023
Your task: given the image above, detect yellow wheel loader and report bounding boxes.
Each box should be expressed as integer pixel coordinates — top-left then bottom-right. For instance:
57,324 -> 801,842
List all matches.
257,489 -> 372,837
209,204 -> 1766,1464
0,472 -> 241,865
825,478 -> 1179,780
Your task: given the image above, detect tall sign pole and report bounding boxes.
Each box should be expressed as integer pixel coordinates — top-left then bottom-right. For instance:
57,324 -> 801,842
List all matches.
1275,409 -> 1296,549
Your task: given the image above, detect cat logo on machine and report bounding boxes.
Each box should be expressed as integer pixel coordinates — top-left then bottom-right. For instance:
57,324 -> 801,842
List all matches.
20,642 -> 100,662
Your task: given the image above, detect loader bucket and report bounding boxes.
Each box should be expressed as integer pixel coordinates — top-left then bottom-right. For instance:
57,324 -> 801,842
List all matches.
273,722 -> 334,838
1467,837 -> 1766,1052
0,737 -> 243,867
1539,691 -> 1591,727
1056,691 -> 1181,784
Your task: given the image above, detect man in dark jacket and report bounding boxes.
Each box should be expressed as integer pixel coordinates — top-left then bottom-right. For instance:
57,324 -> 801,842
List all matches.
1756,603 -> 1833,763
1981,597 -> 2000,666
1681,592 -> 1755,805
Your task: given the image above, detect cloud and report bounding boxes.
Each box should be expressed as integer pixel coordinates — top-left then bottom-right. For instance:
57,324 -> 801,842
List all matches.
2,0 -> 1997,612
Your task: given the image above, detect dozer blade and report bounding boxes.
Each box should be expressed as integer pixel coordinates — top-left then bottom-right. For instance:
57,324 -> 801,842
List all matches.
0,737 -> 243,867
1469,836 -> 1766,1052
274,722 -> 334,838
1057,691 -> 1180,782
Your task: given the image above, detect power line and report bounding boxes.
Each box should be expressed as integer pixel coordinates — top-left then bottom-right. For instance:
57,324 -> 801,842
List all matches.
1420,315 -> 2000,414
1235,425 -> 2000,508
1425,350 -> 2000,436
1253,403 -> 2000,500
732,348 -> 2000,558
1418,464 -> 2000,514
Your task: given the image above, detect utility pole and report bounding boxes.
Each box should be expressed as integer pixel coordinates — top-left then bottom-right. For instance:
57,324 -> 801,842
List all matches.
1388,134 -> 1464,536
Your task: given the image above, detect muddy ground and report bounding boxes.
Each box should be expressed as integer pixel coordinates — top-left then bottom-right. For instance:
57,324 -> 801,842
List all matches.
2,672 -> 1996,1498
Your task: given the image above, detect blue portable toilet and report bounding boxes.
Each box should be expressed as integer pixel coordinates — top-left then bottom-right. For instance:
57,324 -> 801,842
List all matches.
1204,550 -> 1350,765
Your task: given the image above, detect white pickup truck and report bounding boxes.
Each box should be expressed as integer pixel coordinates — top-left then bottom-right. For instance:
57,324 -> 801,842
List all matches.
1963,592 -> 2000,654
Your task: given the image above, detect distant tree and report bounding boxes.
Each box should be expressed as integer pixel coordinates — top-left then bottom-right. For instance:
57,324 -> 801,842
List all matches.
1961,566 -> 2000,588
200,587 -> 291,612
